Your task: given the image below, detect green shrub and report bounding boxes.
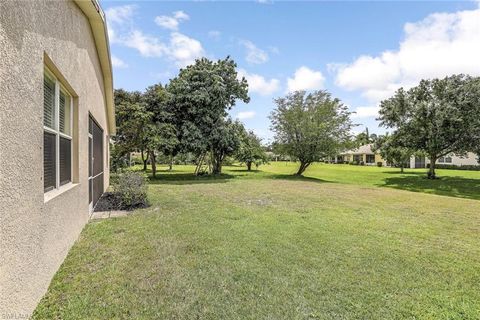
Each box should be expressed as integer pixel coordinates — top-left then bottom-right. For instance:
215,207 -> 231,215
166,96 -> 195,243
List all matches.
377,162 -> 383,167
114,171 -> 149,210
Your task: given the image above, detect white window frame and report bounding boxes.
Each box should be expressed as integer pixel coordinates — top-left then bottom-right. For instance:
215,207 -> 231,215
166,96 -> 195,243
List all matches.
44,68 -> 74,197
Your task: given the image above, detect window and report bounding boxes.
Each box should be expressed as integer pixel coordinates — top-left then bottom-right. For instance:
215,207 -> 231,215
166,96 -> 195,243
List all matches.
43,70 -> 73,193
366,154 -> 375,164
438,156 -> 453,164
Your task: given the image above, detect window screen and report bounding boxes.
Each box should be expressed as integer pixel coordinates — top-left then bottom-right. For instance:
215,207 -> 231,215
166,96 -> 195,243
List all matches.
59,137 -> 71,186
44,132 -> 56,192
92,120 -> 104,176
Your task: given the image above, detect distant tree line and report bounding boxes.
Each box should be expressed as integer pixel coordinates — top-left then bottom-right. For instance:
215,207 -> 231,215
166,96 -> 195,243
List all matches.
113,56 -> 480,180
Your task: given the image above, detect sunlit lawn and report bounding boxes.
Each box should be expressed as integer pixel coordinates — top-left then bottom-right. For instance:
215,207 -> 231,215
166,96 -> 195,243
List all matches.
34,163 -> 480,319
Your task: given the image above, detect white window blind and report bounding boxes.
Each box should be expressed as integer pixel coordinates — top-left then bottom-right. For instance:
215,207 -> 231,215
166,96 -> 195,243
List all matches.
43,70 -> 73,193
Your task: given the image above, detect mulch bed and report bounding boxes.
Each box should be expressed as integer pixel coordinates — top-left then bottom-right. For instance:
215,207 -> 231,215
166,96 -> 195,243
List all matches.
94,192 -> 150,212
94,192 -> 123,212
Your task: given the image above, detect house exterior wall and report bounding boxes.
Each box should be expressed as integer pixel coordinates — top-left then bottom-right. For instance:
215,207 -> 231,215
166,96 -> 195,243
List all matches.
0,0 -> 111,316
375,154 -> 385,165
409,152 -> 479,168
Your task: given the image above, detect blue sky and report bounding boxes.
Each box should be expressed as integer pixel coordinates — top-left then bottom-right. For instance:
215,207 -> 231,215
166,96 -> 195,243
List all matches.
103,0 -> 480,142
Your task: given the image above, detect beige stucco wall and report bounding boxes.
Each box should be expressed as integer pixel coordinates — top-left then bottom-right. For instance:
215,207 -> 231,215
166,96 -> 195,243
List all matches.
409,152 -> 479,168
0,0 -> 111,316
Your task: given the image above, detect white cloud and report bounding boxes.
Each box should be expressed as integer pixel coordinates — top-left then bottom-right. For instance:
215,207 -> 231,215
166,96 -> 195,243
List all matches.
111,55 -> 128,68
240,40 -> 269,64
105,5 -> 136,25
351,106 -> 379,119
237,111 -> 256,120
208,30 -> 221,40
168,32 -> 205,67
105,5 -> 136,43
237,69 -> 280,96
155,10 -> 190,31
105,6 -> 204,67
334,6 -> 480,102
287,66 -> 325,92
123,30 -> 167,57
174,11 -> 189,21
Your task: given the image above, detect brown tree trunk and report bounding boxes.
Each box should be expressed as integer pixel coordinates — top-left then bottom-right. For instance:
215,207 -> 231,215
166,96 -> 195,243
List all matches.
141,150 -> 149,171
428,155 -> 437,179
296,161 -> 310,176
247,161 -> 252,171
211,152 -> 223,175
150,151 -> 157,178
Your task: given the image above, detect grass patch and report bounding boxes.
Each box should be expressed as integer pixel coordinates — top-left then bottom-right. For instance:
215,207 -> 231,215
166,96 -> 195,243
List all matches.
33,163 -> 480,319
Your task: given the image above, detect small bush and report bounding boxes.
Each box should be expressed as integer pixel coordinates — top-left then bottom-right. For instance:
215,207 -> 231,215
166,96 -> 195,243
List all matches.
114,171 -> 149,210
377,162 -> 383,167
360,161 -> 365,166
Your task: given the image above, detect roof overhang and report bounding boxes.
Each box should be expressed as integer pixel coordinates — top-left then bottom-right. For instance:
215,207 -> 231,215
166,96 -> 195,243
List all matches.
74,0 -> 116,135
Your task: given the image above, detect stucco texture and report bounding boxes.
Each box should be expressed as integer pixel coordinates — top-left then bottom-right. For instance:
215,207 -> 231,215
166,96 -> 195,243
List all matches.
0,0 -> 111,316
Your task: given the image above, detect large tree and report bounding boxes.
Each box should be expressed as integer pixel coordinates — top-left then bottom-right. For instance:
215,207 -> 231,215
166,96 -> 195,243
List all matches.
270,90 -> 354,176
236,128 -> 267,171
166,57 -> 250,174
378,75 -> 480,179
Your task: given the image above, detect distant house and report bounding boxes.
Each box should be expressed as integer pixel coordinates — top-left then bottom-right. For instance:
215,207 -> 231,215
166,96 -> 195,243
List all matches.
410,153 -> 478,168
335,144 -> 478,168
0,0 -> 114,316
337,144 -> 386,166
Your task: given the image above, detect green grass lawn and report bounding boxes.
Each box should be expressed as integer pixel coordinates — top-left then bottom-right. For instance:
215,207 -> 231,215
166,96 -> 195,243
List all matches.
33,163 -> 480,319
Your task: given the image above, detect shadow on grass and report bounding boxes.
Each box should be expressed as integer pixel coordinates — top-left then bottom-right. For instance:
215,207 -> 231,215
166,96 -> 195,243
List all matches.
148,172 -> 235,185
146,168 -> 332,185
266,174 -> 332,184
380,175 -> 480,201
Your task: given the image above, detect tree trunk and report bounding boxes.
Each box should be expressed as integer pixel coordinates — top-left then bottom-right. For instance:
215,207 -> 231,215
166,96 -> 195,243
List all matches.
428,155 -> 437,179
141,150 -> 149,171
247,161 -> 252,171
296,161 -> 310,176
400,164 -> 404,173
212,154 -> 223,174
169,155 -> 173,171
150,151 -> 157,178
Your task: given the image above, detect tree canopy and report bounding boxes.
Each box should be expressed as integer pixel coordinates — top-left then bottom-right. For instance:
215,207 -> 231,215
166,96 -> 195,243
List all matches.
270,90 -> 354,175
166,57 -> 250,174
378,74 -> 480,179
113,57 -> 250,176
